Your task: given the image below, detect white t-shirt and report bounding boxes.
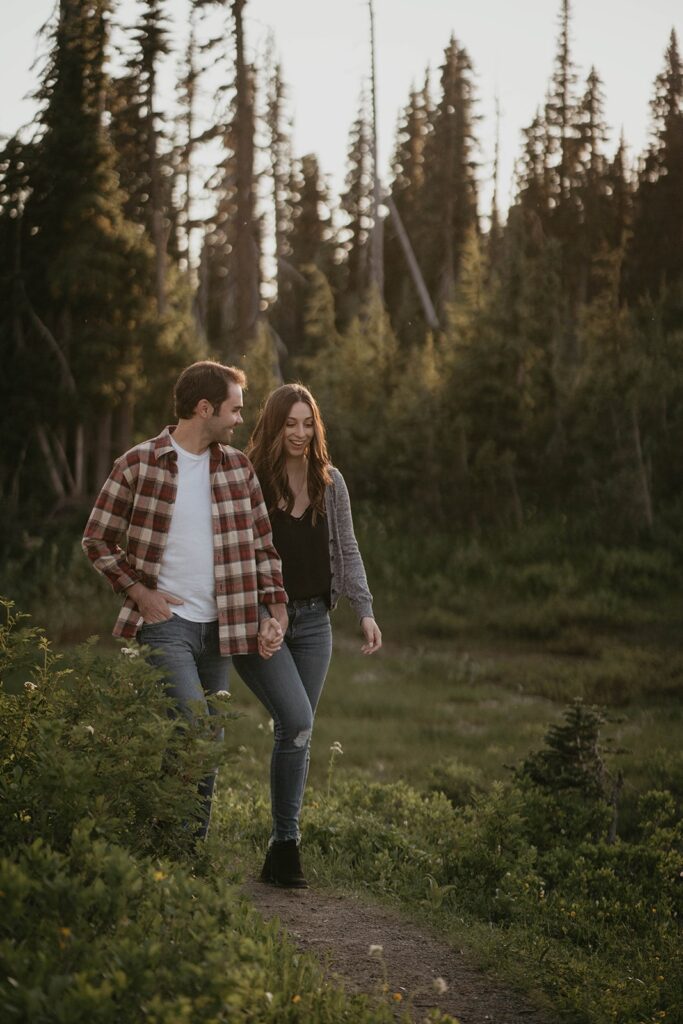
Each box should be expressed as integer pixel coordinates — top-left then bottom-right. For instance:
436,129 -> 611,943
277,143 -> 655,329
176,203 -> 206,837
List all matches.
156,437 -> 218,623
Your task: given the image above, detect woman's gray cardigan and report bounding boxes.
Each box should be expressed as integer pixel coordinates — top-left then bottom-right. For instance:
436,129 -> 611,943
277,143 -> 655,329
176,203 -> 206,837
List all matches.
325,467 -> 374,622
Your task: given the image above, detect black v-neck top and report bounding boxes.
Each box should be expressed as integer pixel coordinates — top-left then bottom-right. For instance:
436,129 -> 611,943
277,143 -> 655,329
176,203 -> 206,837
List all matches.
271,505 -> 331,602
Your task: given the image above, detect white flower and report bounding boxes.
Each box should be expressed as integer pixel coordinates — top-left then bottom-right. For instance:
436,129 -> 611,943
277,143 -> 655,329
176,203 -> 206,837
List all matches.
120,647 -> 140,659
264,992 -> 273,1004
368,944 -> 383,957
23,681 -> 38,693
433,977 -> 448,995
214,690 -> 231,699
330,741 -> 344,755
84,725 -> 95,736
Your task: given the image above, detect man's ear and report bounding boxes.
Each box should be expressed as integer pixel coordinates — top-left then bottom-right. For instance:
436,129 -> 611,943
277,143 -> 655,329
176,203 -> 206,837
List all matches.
195,398 -> 213,418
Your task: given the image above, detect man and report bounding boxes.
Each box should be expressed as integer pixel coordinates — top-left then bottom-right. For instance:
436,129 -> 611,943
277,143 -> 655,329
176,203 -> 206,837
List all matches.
82,360 -> 288,838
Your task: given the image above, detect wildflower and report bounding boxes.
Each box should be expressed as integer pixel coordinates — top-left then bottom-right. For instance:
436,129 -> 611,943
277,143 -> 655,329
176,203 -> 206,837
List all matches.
120,647 -> 140,659
433,977 -> 448,995
392,993 -> 403,1002
23,681 -> 38,693
265,992 -> 273,1004
84,725 -> 95,736
152,870 -> 167,882
330,741 -> 344,755
368,944 -> 384,957
291,995 -> 301,1004
215,690 -> 231,699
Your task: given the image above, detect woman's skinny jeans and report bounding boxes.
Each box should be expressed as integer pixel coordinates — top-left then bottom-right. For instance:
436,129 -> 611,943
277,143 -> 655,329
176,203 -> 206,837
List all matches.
233,597 -> 333,843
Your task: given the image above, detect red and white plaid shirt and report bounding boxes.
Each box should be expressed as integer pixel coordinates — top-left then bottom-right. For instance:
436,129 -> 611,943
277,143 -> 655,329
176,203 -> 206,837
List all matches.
82,426 -> 287,655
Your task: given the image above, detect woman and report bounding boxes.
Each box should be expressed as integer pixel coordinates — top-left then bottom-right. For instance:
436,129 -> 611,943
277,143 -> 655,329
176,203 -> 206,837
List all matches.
233,383 -> 382,888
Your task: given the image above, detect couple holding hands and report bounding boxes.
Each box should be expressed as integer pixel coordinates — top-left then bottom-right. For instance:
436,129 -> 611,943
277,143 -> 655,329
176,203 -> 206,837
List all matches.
83,361 -> 381,888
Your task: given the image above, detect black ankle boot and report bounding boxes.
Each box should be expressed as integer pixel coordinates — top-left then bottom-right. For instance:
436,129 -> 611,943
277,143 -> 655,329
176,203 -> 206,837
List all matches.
259,846 -> 273,883
269,839 -> 308,888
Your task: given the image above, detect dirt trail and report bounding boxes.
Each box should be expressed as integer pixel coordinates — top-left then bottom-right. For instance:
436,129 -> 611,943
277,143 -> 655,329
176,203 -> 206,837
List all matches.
245,879 -> 551,1024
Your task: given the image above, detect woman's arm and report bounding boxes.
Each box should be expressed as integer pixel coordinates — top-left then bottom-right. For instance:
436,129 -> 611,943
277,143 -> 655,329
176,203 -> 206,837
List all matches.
330,469 -> 374,622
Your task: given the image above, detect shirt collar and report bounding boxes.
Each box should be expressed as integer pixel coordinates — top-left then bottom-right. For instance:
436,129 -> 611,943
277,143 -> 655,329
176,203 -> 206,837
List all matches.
152,425 -> 233,468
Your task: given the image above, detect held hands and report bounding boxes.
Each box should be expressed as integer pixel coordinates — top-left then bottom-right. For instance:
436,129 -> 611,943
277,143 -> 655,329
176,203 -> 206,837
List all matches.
128,583 -> 184,623
360,616 -> 382,655
257,616 -> 284,659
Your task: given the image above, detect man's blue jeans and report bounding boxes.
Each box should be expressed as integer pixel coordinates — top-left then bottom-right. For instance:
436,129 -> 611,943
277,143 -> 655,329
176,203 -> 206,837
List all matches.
138,614 -> 229,840
233,597 -> 333,843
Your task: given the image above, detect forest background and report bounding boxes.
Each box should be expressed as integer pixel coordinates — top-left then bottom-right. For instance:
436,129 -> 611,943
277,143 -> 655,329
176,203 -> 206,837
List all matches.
1,2 -> 682,1023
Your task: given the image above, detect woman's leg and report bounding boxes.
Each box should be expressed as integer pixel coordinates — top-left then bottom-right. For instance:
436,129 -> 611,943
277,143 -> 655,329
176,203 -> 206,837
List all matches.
284,600 -> 333,797
233,643 -> 313,843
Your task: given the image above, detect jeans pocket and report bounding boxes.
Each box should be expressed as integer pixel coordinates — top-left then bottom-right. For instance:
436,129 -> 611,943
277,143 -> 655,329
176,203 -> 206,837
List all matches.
138,615 -> 177,638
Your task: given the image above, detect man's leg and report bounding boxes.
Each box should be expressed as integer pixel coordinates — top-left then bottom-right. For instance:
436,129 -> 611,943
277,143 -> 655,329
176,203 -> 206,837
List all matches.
193,620 -> 232,838
138,615 -> 229,839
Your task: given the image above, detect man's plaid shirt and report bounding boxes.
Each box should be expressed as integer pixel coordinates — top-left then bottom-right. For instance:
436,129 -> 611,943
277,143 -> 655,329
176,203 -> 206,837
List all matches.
82,426 -> 287,655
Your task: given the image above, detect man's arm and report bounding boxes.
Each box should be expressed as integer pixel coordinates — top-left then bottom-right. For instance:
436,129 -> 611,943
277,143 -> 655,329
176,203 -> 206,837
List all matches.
82,458 -> 142,593
247,467 -> 288,612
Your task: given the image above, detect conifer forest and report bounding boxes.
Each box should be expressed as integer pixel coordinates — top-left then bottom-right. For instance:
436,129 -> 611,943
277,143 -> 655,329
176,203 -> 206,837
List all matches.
2,0 -> 683,539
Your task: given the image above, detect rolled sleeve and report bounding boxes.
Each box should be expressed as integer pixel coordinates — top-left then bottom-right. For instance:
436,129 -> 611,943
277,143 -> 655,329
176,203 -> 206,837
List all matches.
81,460 -> 141,594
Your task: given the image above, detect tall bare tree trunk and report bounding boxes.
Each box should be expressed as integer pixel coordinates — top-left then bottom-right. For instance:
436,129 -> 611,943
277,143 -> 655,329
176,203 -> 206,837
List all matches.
94,411 -> 113,492
631,405 -> 653,529
368,0 -> 384,300
74,424 -> 85,496
233,0 -> 259,352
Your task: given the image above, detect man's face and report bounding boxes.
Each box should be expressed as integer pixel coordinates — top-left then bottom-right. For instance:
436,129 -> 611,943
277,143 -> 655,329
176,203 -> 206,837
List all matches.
208,384 -> 243,444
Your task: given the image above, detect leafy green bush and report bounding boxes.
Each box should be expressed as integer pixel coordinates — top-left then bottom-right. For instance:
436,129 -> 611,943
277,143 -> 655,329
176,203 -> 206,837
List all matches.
425,757 -> 487,807
0,825 -> 413,1024
0,601 -> 235,859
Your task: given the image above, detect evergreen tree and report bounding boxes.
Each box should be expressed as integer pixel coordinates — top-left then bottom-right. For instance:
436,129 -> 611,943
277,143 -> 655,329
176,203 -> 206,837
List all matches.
545,0 -> 579,212
626,30 -> 683,306
1,0 -> 198,509
422,36 -> 479,311
338,92 -> 373,323
574,67 -> 612,301
385,77 -> 433,341
196,0 -> 260,359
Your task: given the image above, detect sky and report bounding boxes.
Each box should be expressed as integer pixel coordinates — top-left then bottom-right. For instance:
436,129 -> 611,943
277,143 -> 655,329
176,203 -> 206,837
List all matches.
3,0 -> 683,218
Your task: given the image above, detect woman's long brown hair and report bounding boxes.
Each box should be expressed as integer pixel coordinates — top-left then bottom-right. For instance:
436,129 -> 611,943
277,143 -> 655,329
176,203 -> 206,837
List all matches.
245,384 -> 332,520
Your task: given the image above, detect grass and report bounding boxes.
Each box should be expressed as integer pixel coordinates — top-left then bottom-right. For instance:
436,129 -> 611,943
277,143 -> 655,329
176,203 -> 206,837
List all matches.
226,599 -> 682,823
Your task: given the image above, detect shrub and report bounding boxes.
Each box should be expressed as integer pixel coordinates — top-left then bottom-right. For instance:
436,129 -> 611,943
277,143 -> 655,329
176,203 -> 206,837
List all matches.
425,757 -> 487,806
0,601 -> 237,860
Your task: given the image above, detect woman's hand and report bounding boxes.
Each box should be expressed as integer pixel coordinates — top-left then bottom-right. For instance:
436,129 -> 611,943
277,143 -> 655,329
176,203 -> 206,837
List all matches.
360,617 -> 382,655
258,617 -> 284,659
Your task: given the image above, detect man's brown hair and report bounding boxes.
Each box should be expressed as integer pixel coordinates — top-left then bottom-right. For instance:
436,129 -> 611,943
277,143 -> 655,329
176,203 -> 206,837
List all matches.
174,361 -> 247,419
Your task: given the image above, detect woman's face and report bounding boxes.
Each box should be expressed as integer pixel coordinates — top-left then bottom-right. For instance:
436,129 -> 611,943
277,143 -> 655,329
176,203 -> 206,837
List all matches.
283,401 -> 315,459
